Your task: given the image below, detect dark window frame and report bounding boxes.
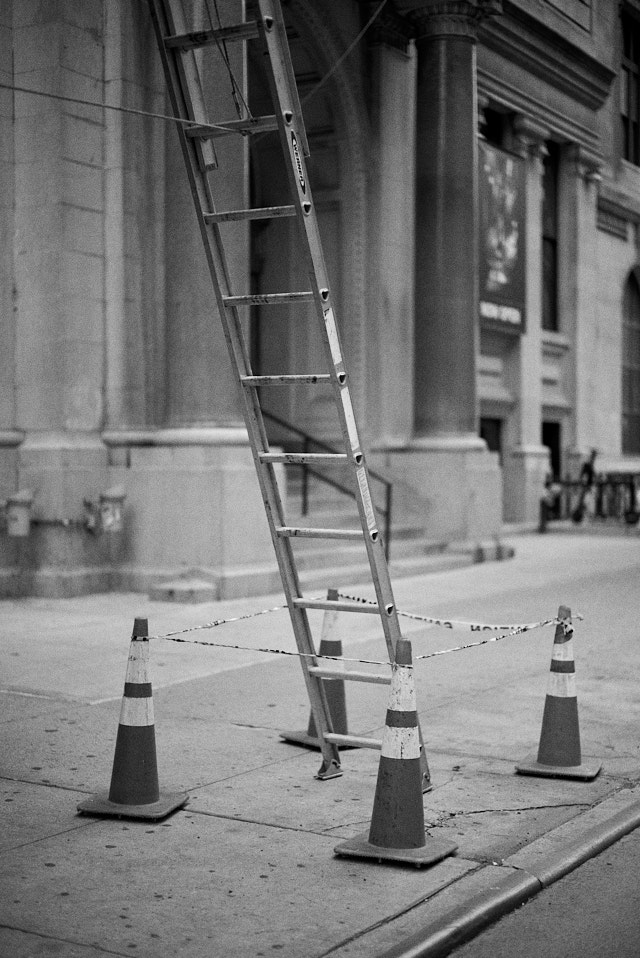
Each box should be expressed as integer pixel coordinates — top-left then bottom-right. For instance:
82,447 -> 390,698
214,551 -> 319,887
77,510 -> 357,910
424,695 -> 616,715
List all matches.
621,8 -> 640,165
541,142 -> 559,333
622,271 -> 640,455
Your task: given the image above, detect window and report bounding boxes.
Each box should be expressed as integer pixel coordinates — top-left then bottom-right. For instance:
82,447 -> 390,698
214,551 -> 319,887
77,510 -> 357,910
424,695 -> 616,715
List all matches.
542,421 -> 562,481
480,107 -> 508,148
480,417 -> 502,464
621,9 -> 640,165
542,142 -> 559,332
622,272 -> 640,455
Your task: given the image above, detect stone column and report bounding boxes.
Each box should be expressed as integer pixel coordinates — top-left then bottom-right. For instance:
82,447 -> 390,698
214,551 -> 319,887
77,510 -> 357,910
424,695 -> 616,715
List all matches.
10,1 -> 111,595
374,0 -> 503,545
366,8 -> 416,446
0,3 -> 22,514
411,1 -> 489,440
103,0 -> 277,599
502,116 -> 552,523
559,144 -> 603,477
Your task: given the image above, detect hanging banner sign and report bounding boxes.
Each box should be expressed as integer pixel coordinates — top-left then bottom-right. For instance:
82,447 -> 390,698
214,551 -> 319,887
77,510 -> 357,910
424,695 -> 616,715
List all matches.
479,142 -> 526,332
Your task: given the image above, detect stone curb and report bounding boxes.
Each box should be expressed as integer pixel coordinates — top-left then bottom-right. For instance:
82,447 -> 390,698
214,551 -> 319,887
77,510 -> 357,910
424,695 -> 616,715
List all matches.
376,788 -> 640,958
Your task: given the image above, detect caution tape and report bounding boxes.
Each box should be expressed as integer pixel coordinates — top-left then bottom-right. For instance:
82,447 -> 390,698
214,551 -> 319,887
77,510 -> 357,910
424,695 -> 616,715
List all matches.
415,620 -> 559,661
148,600 -> 389,664
152,634 -> 391,667
144,591 -> 578,668
336,590 -> 581,633
146,602 -> 287,641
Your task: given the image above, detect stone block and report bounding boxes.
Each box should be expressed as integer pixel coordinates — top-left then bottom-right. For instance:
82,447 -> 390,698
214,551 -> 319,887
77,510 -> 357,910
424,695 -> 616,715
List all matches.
13,113 -> 62,165
62,114 -> 102,167
60,24 -> 103,80
371,441 -> 503,543
64,161 -> 103,211
13,23 -> 63,76
62,204 -> 104,257
62,250 -> 103,302
107,440 -> 276,583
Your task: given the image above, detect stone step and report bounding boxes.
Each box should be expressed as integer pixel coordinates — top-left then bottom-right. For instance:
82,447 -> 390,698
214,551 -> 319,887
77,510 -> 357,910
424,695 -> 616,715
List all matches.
148,538 -> 514,603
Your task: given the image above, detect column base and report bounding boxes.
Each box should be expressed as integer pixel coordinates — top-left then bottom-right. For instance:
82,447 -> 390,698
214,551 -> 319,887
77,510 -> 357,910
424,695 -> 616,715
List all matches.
503,445 -> 550,525
105,430 -> 280,601
0,429 -> 282,599
369,435 -> 502,542
0,433 -> 119,597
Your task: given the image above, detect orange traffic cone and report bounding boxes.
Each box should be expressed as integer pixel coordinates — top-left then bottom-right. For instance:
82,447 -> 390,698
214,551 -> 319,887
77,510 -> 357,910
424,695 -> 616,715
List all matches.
516,606 -> 601,781
281,589 -> 352,749
334,637 -> 456,866
78,617 -> 188,820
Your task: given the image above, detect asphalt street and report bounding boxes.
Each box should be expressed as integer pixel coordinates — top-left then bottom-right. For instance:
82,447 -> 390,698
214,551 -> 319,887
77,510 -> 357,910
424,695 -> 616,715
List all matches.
452,825 -> 640,958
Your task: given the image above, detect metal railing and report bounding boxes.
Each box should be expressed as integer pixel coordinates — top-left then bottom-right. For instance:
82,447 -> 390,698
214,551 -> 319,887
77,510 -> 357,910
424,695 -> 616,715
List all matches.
262,410 -> 393,558
541,474 -> 640,528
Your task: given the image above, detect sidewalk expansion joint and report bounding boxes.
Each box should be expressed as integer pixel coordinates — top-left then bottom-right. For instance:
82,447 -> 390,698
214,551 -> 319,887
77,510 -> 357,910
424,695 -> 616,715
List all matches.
1,774 -> 93,795
187,807 -> 333,836
0,923 -> 132,957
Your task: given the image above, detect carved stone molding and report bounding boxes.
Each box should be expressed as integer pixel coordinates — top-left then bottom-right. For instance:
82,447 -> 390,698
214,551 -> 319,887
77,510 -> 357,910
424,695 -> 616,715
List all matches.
367,3 -> 414,52
565,142 -> 603,184
512,114 -> 551,160
394,0 -> 502,40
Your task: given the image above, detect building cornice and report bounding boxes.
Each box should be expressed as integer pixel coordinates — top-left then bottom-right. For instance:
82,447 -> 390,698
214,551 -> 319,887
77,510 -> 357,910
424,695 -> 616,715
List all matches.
479,0 -> 615,111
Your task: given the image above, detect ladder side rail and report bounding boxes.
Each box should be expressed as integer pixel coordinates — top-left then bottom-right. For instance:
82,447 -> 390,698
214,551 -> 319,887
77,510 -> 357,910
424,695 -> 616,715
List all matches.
147,0 -> 341,778
158,0 -> 218,171
256,0 -> 403,659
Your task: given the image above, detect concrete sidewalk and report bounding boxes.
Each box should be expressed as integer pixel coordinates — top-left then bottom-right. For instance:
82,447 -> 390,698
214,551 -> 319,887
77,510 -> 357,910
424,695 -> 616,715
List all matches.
2,530 -> 640,958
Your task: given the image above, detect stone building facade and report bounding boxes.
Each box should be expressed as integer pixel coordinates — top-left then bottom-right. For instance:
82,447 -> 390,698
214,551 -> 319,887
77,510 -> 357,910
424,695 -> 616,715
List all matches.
0,0 -> 638,597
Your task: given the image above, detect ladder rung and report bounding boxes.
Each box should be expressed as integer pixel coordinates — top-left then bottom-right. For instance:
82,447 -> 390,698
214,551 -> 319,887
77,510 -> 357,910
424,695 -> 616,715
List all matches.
164,20 -> 259,50
324,733 -> 382,750
308,667 -> 391,685
276,526 -> 364,540
293,598 -> 383,614
241,374 -> 331,386
186,115 -> 278,140
205,205 -> 296,224
223,292 -> 314,307
260,452 -> 348,464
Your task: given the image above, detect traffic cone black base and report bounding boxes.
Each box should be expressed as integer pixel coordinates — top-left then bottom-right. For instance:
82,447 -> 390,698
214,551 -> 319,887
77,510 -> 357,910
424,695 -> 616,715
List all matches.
515,755 -> 601,781
77,617 -> 188,821
334,832 -> 457,867
77,791 -> 188,821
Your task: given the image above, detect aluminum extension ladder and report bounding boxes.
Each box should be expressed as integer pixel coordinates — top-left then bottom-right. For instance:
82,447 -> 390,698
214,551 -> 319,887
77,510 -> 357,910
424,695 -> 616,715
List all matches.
147,0 -> 430,784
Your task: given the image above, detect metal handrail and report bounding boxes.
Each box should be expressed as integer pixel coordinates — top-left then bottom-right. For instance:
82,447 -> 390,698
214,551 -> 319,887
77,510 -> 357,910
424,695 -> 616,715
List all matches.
262,409 -> 393,558
542,474 -> 640,526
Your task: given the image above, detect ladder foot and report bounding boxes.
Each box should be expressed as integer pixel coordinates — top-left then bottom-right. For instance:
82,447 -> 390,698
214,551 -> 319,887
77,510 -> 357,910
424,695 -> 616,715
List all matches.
315,758 -> 342,781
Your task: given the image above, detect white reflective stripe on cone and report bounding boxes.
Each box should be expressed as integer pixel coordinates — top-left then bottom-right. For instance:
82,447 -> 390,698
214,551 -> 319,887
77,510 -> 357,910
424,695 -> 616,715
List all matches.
381,726 -> 421,760
388,666 -> 416,712
119,697 -> 155,727
547,672 -> 577,698
551,640 -> 575,662
125,645 -> 150,683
